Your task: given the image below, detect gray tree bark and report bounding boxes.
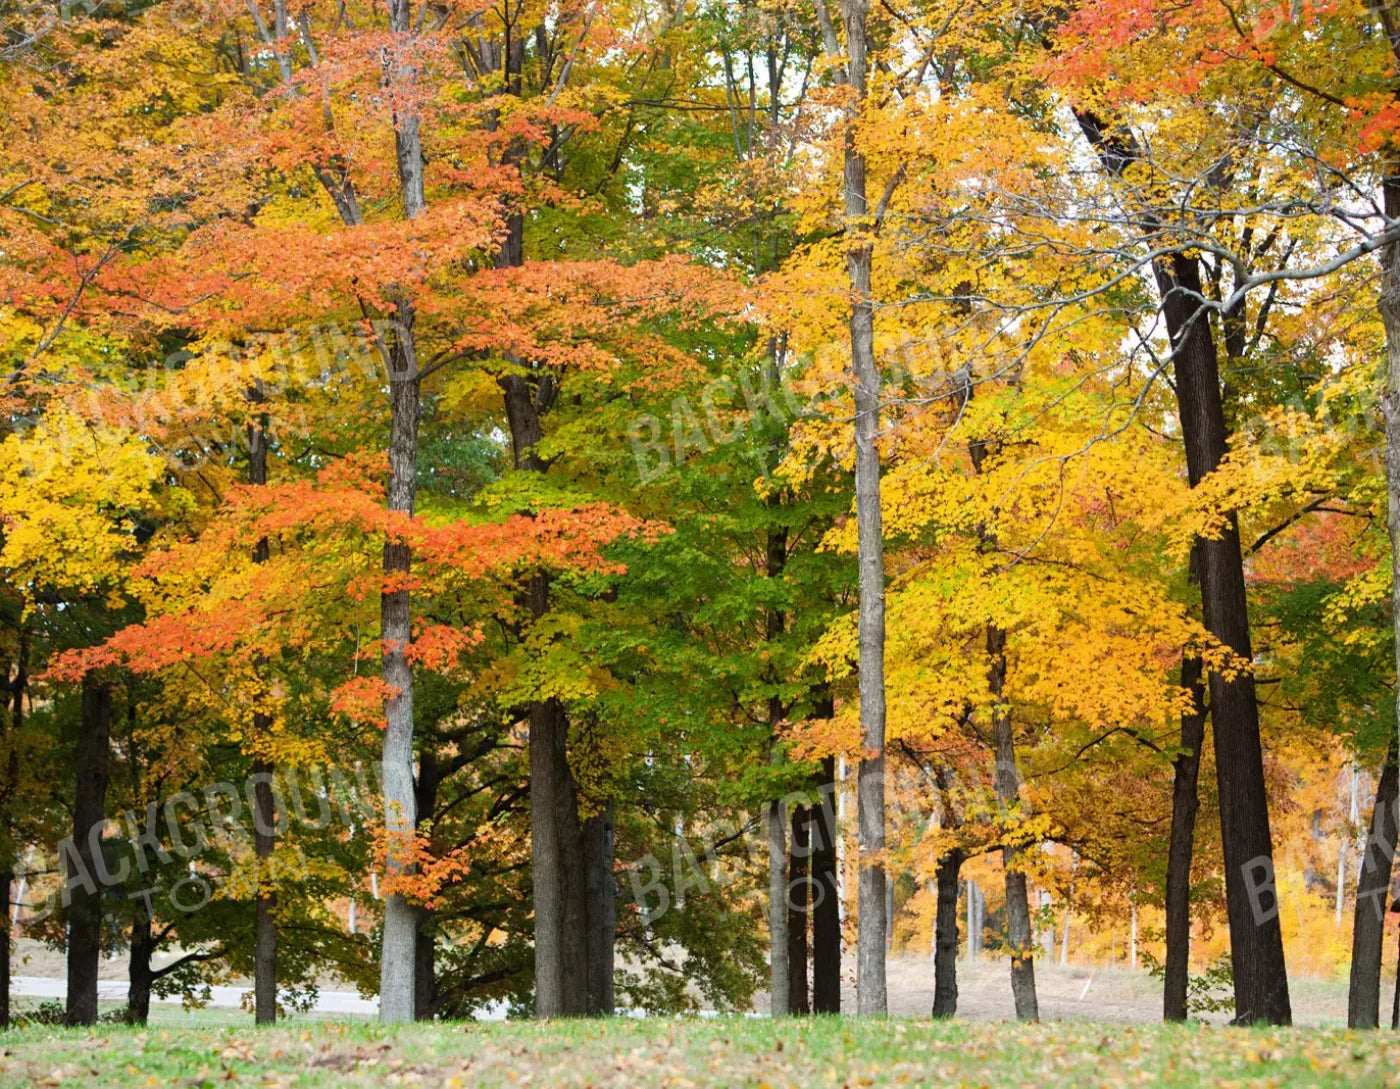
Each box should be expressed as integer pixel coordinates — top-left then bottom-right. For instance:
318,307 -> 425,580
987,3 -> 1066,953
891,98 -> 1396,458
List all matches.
987,623 -> 1039,1022
377,0 -> 427,1024
837,0 -> 887,1017
767,786 -> 789,1017
1347,734 -> 1398,1028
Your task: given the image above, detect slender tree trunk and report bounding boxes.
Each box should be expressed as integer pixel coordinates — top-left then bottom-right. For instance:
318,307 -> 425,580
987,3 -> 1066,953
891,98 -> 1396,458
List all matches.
766,520 -> 791,1017
1348,734 -> 1398,1028
788,803 -> 810,1014
247,409 -> 277,1026
931,847 -> 963,1018
839,0 -> 887,1016
127,896 -> 153,1026
377,0 -> 426,1025
811,753 -> 841,1014
987,624 -> 1039,1021
0,633 -> 24,1031
1157,252 -> 1291,1025
66,674 -> 111,1026
1164,651 -> 1207,1022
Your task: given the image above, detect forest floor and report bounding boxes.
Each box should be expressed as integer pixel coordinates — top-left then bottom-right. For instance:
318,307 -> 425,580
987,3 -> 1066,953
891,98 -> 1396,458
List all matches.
3,1015 -> 1399,1088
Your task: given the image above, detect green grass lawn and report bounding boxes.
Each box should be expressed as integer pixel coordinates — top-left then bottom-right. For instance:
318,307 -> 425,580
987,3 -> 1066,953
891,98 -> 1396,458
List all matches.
2,1016 -> 1398,1087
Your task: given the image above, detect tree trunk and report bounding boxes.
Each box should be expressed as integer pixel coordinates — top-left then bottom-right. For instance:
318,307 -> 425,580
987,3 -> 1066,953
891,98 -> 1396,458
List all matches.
1157,251 -> 1291,1025
931,847 -> 963,1018
1074,109 -> 1291,1024
413,748 -> 440,1022
377,0 -> 427,1025
767,785 -> 789,1016
787,803 -> 810,1015
583,806 -> 615,1016
839,0 -> 887,1017
248,410 -> 277,1026
1378,171 -> 1400,1032
66,674 -> 111,1026
765,518 -> 791,1017
987,624 -> 1039,1022
1347,734 -> 1398,1028
0,867 -> 11,1029
0,634 -> 23,1031
127,895 -> 153,1026
1164,651 -> 1207,1022
811,754 -> 841,1014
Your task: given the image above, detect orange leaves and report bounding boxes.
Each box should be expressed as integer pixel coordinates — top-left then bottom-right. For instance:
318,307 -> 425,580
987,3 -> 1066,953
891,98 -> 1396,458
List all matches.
329,676 -> 399,729
401,623 -> 484,672
371,826 -> 473,908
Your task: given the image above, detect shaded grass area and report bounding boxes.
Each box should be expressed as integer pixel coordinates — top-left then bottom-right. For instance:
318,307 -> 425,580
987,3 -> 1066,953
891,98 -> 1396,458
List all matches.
3,1016 -> 1398,1087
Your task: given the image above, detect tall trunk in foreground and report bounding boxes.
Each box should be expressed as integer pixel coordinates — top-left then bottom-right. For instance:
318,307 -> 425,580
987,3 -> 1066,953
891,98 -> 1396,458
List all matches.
1074,109 -> 1291,1025
1163,651 -> 1207,1022
66,674 -> 111,1026
1156,251 -> 1291,1025
838,0 -> 887,1016
1348,734 -> 1398,1028
378,0 -> 427,1022
931,846 -> 963,1018
987,623 -> 1039,1022
248,406 -> 277,1026
811,753 -> 841,1014
788,803 -> 811,1014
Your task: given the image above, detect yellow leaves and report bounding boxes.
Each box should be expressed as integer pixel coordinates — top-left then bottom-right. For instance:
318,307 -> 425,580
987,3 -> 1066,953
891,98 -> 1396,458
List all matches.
0,404 -> 166,604
438,367 -> 505,418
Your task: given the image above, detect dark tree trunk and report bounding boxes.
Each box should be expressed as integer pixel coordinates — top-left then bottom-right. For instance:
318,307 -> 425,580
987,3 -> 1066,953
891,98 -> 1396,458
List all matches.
252,749 -> 277,1024
66,674 -> 112,1026
1348,734 -> 1398,1028
1164,651 -> 1207,1022
0,867 -> 11,1029
1073,109 -> 1291,1026
1156,252 -> 1291,1026
583,806 -> 615,1016
787,803 -> 810,1014
248,410 -> 277,1026
931,848 -> 963,1018
811,753 -> 841,1014
127,896 -> 153,1025
987,624 -> 1039,1022
765,522 -> 790,1017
